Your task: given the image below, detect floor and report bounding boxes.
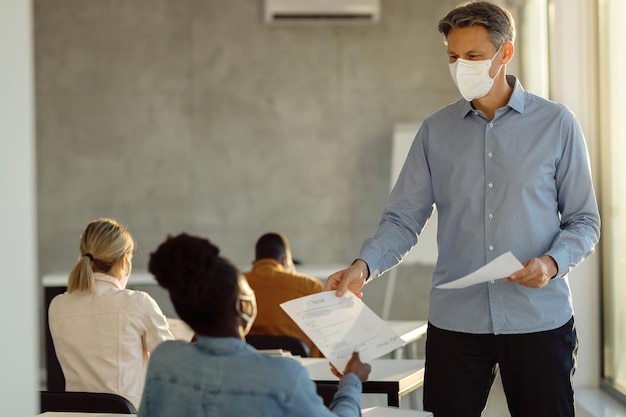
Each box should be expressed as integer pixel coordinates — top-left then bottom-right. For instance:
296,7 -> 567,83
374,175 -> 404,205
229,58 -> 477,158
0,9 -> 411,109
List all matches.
358,376 -> 626,417
576,388 -> 626,417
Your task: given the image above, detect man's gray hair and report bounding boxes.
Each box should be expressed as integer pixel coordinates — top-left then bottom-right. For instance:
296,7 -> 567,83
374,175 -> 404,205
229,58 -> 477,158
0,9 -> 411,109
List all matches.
438,1 -> 516,49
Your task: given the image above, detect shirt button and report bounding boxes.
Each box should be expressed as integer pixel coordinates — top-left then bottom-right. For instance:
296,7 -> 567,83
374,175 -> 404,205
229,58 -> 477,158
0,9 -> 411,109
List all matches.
488,152 -> 493,158
490,280 -> 495,284
489,245 -> 494,250
489,123 -> 494,128
488,213 -> 493,219
488,183 -> 493,188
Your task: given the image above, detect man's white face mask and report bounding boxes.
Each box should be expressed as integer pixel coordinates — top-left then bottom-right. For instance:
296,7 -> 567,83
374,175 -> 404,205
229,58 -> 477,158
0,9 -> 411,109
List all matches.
449,44 -> 503,101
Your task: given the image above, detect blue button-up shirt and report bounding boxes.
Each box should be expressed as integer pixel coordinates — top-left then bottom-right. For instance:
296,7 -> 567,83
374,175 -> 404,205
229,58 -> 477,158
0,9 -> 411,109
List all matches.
359,75 -> 600,335
138,336 -> 363,417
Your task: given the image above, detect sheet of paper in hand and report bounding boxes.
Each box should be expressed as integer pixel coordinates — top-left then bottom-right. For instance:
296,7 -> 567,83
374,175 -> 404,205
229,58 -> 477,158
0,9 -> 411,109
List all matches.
280,290 -> 404,370
435,251 -> 523,289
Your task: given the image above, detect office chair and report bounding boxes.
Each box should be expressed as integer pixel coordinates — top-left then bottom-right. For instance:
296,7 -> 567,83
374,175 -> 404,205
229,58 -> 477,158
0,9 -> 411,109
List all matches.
245,334 -> 311,357
40,390 -> 137,414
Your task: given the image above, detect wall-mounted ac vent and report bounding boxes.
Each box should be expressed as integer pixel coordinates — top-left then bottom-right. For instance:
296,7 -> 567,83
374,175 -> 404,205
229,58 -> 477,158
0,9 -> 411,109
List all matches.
264,0 -> 380,24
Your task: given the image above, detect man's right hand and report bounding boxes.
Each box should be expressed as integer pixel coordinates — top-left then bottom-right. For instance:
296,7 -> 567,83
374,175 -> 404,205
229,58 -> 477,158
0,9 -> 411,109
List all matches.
324,259 -> 369,297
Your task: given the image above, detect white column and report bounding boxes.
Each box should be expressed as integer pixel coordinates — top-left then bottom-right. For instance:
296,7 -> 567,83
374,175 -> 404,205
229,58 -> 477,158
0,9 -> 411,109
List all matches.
0,0 -> 39,414
549,0 -> 600,388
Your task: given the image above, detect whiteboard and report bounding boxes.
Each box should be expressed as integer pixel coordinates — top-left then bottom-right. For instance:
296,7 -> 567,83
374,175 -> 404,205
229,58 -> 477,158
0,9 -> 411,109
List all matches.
391,123 -> 438,266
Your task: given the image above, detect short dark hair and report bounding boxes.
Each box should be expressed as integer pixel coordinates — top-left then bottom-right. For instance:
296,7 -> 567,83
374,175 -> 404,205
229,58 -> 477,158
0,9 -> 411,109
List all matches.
149,233 -> 240,331
255,232 -> 290,261
438,1 -> 516,49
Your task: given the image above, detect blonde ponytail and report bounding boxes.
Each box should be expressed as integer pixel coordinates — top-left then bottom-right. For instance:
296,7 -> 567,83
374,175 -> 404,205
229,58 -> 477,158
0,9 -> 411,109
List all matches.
68,255 -> 96,293
67,218 -> 135,293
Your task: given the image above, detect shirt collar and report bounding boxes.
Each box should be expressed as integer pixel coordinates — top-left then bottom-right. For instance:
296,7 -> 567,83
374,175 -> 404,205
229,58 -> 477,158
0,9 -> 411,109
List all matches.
458,75 -> 526,118
94,272 -> 122,290
506,75 -> 525,114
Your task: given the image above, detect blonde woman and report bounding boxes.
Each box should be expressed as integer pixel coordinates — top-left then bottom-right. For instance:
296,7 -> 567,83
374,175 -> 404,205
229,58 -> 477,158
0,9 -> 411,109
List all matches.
48,218 -> 173,409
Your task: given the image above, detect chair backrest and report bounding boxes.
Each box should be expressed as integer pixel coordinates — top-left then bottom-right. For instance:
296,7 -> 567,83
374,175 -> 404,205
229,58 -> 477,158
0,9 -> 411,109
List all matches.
40,391 -> 137,414
245,334 -> 311,357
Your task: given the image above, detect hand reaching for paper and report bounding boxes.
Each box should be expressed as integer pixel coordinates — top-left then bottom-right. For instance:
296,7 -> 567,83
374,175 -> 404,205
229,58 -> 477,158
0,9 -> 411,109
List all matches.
329,351 -> 371,383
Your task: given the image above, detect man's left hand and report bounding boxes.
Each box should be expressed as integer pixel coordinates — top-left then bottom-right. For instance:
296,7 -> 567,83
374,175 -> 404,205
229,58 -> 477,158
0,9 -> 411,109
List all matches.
506,255 -> 557,288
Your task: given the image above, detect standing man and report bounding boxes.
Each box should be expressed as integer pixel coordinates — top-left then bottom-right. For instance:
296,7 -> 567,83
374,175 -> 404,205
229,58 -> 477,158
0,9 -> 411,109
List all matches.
245,232 -> 324,357
325,2 -> 600,417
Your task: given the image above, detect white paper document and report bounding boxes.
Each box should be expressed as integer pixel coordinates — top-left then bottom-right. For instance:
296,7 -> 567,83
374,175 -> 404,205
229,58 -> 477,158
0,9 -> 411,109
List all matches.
280,291 -> 404,370
435,251 -> 524,289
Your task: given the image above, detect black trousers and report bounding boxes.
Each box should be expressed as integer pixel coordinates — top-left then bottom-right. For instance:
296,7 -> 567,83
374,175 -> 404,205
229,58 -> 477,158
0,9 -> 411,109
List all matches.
423,317 -> 578,417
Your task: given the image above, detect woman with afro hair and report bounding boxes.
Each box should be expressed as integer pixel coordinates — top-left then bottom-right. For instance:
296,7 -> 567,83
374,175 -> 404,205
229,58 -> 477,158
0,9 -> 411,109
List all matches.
138,233 -> 370,417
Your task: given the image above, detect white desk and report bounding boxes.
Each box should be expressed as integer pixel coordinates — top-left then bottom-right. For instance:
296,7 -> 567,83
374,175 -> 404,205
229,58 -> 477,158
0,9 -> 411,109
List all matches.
297,264 -> 346,281
302,358 -> 425,408
363,407 -> 433,417
42,263 -> 343,287
42,271 -> 155,287
387,320 -> 428,359
37,411 -> 137,417
38,407 -> 433,417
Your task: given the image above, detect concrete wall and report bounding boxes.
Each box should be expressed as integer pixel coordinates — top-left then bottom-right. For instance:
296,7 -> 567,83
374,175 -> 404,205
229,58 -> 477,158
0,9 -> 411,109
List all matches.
34,0 -> 461,274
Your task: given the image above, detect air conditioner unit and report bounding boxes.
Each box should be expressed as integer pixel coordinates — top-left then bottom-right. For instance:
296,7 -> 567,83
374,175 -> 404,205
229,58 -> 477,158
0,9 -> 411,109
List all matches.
264,0 -> 380,24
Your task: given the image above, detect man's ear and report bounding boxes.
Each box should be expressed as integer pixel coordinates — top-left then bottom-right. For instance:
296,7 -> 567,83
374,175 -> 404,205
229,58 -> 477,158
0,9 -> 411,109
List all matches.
501,41 -> 515,64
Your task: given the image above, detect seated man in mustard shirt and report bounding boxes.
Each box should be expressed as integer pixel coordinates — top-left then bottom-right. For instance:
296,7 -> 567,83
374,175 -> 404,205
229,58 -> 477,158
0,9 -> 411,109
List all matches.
244,232 -> 324,357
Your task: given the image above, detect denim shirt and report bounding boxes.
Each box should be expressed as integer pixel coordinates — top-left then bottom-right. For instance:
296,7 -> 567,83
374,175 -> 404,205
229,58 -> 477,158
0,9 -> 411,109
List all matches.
138,336 -> 362,417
